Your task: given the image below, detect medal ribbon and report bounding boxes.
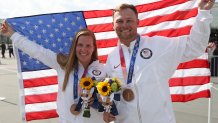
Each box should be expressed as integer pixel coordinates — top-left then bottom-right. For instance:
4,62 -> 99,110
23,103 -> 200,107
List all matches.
119,35 -> 140,84
73,64 -> 88,99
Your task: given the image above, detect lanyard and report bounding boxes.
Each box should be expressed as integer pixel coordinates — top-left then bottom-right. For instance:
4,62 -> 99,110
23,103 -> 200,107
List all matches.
119,35 -> 140,85
73,64 -> 88,99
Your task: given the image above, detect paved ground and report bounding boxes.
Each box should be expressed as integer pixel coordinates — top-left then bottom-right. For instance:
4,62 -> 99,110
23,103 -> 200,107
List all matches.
0,56 -> 218,123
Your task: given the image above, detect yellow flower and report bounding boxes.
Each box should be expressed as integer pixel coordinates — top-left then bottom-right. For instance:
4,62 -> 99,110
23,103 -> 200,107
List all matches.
97,81 -> 111,96
80,77 -> 94,90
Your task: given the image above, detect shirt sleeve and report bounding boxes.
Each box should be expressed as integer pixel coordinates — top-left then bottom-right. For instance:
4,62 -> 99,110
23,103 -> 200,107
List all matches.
181,10 -> 213,62
10,32 -> 60,69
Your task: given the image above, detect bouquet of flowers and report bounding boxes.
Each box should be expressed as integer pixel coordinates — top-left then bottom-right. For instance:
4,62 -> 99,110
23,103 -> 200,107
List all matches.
96,78 -> 121,116
75,77 -> 97,118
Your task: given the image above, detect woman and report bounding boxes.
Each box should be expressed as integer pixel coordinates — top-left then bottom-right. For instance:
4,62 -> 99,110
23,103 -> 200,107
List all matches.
0,22 -> 106,123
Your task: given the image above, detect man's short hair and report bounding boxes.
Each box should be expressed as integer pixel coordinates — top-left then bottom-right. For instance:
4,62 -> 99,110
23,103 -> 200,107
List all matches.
112,3 -> 138,18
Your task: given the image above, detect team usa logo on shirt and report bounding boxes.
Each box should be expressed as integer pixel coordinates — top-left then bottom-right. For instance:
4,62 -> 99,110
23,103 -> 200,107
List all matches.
92,70 -> 101,76
140,48 -> 152,59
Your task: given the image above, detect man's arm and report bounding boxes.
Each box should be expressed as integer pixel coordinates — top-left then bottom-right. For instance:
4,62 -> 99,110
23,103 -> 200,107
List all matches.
180,0 -> 214,62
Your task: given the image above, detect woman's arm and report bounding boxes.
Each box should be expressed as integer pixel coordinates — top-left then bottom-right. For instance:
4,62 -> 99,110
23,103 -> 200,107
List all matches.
1,21 -> 60,69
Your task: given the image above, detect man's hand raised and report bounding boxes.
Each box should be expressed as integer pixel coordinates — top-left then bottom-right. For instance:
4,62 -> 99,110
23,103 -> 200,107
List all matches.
199,0 -> 215,10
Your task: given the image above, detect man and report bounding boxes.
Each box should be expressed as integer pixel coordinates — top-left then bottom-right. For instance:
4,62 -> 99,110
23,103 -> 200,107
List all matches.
7,44 -> 14,58
1,42 -> 6,58
105,0 -> 214,123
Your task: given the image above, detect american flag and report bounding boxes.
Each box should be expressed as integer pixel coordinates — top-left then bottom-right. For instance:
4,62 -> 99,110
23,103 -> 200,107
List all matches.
7,0 -> 211,121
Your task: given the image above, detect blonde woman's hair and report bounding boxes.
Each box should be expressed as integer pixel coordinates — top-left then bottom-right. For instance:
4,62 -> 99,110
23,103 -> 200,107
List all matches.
57,28 -> 98,91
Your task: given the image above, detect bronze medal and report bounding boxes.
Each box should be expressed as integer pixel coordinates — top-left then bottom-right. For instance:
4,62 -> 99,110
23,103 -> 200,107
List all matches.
122,88 -> 134,102
70,104 -> 81,115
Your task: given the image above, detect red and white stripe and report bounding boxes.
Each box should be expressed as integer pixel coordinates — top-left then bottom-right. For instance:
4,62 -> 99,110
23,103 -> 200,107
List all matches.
19,0 -> 211,121
85,0 -> 199,62
169,53 -> 211,102
22,69 -> 58,121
